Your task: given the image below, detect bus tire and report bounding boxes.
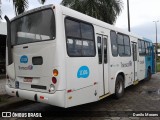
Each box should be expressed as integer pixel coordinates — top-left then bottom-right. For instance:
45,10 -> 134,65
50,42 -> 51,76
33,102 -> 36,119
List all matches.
147,69 -> 152,80
114,75 -> 124,99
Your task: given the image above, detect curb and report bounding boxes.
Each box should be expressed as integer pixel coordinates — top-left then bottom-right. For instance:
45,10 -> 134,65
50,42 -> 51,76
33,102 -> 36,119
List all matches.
0,96 -> 35,111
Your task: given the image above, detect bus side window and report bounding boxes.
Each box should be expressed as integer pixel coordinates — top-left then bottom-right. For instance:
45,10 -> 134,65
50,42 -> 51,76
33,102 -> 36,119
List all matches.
117,34 -> 131,57
117,34 -> 125,56
148,42 -> 151,55
138,39 -> 142,55
65,18 -> 95,57
141,40 -> 146,55
97,36 -> 102,64
124,35 -> 131,56
110,31 -> 118,57
145,41 -> 149,55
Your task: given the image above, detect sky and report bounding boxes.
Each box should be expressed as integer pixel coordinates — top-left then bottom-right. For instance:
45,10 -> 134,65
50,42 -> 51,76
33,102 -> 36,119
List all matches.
0,0 -> 160,43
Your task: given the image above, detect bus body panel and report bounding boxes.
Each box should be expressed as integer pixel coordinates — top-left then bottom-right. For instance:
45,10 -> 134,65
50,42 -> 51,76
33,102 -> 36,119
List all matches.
137,56 -> 145,80
109,48 -> 133,89
65,57 -> 97,90
143,38 -> 153,77
66,84 -> 98,108
13,42 -> 56,77
6,85 -> 66,107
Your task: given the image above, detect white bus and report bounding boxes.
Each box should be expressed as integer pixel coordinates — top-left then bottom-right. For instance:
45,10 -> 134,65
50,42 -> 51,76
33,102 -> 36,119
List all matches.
5,4 -> 155,108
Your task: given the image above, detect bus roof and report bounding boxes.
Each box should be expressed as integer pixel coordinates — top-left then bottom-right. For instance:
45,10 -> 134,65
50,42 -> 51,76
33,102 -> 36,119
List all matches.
143,38 -> 152,42
11,4 -> 152,43
60,4 -> 144,39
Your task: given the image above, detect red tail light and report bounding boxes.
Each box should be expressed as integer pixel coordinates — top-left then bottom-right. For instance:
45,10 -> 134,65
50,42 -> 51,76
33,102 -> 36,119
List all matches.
40,96 -> 44,100
67,89 -> 73,93
52,77 -> 57,84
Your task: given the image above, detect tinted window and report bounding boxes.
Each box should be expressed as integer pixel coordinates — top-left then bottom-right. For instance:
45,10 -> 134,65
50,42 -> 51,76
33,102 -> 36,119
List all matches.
110,31 -> 118,56
66,19 -> 81,38
65,18 -> 95,57
145,41 -> 149,55
81,23 -> 94,40
117,34 -> 123,45
104,38 -> 107,63
124,36 -> 130,45
117,33 -> 131,56
141,40 -> 146,55
138,39 -> 149,56
118,45 -> 125,56
82,40 -> 95,56
125,46 -> 131,56
97,36 -> 102,64
11,9 -> 55,45
148,42 -> 151,55
67,39 -> 82,56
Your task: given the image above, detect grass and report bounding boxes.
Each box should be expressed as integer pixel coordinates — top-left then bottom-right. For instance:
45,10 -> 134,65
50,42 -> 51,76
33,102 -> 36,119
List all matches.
157,62 -> 160,72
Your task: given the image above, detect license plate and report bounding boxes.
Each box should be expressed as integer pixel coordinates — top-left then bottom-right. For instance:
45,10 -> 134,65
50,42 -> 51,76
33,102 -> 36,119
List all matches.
23,77 -> 33,82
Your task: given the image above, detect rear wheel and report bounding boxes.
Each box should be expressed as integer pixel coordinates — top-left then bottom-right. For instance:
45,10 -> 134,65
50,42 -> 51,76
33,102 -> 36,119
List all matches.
114,75 -> 124,99
147,69 -> 152,80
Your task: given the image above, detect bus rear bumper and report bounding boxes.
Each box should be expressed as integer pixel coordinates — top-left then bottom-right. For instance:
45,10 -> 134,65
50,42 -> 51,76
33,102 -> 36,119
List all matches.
5,85 -> 66,108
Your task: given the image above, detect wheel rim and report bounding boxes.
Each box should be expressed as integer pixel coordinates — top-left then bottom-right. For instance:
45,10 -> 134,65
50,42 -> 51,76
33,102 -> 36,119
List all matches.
116,81 -> 123,94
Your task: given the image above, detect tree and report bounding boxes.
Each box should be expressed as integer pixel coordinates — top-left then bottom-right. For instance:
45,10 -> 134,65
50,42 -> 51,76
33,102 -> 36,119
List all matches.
13,0 -> 46,15
61,0 -> 123,24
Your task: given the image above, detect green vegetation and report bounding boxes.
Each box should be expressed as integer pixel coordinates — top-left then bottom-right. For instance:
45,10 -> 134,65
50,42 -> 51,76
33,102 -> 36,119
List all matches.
61,0 -> 123,24
1,0 -> 123,24
157,62 -> 160,72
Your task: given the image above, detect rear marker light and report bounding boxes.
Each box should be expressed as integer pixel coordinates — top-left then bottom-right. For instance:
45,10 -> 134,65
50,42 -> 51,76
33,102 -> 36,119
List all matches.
52,77 -> 57,84
40,96 -> 48,100
68,96 -> 72,99
40,96 -> 44,100
67,90 -> 72,93
53,69 -> 58,76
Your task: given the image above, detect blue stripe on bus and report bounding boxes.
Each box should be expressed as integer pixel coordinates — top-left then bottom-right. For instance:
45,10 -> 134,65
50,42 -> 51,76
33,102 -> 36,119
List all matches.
143,37 -> 155,76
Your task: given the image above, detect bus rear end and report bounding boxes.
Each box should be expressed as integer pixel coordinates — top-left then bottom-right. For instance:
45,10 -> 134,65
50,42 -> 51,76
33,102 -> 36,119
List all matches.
5,5 -> 66,107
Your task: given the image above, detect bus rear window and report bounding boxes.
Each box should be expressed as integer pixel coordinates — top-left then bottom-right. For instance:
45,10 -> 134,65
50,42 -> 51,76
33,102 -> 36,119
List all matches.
11,9 -> 55,45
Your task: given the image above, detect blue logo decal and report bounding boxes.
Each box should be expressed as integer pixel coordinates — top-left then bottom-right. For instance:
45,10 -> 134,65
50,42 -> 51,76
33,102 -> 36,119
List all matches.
20,55 -> 28,63
77,66 -> 90,78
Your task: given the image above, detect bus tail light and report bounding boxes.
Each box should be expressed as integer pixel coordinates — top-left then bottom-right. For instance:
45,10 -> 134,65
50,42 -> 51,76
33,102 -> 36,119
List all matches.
53,69 -> 58,76
40,96 -> 44,100
52,77 -> 57,84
